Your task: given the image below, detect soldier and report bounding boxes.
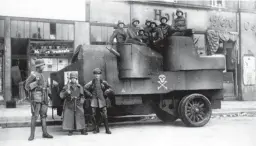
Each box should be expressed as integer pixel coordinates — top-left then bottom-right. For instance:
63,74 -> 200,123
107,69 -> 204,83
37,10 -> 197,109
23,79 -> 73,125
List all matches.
84,68 -> 114,134
25,59 -> 53,141
144,19 -> 152,37
59,72 -> 87,136
126,18 -> 144,45
149,20 -> 164,50
109,20 -> 128,45
172,9 -> 188,36
158,16 -> 172,39
138,27 -> 150,46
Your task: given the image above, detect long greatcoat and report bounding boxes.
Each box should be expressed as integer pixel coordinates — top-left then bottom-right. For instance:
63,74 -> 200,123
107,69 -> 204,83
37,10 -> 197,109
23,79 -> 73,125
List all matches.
60,83 -> 85,131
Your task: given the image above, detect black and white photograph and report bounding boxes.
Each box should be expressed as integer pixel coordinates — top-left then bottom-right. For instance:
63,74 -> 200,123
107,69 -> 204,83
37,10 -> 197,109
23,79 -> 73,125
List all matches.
0,0 -> 256,146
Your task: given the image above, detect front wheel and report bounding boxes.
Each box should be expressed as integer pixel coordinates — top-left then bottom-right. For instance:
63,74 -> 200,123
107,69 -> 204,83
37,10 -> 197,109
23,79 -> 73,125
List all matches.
179,93 -> 212,127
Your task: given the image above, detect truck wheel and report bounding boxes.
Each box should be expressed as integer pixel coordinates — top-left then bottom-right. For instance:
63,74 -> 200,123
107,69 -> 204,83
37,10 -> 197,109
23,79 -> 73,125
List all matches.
180,94 -> 212,127
150,101 -> 178,122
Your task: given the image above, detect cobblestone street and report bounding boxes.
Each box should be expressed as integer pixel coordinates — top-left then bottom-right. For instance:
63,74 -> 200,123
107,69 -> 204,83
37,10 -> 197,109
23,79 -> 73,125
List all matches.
0,117 -> 255,146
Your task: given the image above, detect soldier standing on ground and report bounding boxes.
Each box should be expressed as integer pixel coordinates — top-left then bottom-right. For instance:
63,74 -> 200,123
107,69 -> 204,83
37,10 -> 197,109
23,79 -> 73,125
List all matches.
25,59 -> 53,141
84,68 -> 114,134
59,72 -> 87,136
109,20 -> 128,45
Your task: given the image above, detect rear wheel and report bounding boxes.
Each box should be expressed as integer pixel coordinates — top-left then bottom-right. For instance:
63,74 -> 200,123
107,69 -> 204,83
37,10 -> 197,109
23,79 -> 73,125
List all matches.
179,93 -> 212,127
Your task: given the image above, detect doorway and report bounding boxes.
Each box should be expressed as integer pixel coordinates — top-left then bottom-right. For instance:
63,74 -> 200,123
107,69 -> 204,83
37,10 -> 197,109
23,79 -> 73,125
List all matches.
11,38 -> 28,100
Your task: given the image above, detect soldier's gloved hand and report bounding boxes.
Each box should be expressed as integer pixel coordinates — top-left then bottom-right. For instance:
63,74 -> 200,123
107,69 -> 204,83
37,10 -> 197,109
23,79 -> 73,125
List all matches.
67,90 -> 71,95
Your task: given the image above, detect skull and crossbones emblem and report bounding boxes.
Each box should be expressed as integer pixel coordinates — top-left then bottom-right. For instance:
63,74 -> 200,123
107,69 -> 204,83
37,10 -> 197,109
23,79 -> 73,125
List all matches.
157,74 -> 167,90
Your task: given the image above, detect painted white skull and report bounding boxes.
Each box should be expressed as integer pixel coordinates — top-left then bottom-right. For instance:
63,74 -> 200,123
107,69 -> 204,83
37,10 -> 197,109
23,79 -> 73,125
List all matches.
158,74 -> 166,83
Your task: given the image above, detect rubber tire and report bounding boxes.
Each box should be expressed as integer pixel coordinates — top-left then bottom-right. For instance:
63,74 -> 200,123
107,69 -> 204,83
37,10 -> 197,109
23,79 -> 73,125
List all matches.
178,95 -> 189,118
150,101 -> 178,122
180,93 -> 212,127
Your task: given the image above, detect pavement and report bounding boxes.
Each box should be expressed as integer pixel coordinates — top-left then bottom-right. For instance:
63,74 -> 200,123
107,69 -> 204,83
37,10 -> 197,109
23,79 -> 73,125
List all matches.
0,101 -> 256,128
1,117 -> 256,146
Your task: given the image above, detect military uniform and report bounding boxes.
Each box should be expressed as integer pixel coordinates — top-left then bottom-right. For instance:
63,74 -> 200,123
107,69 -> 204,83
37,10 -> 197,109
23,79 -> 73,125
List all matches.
138,27 -> 150,46
126,18 -> 145,45
144,19 -> 152,37
84,68 -> 113,134
25,59 -> 53,141
158,16 -> 173,39
59,72 -> 87,135
172,9 -> 193,36
109,20 -> 128,45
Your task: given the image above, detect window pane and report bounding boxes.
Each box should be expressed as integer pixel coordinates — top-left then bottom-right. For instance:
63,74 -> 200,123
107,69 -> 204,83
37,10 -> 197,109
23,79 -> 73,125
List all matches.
62,24 -> 69,40
11,20 -> 18,38
24,21 -> 30,38
101,26 -> 108,42
37,22 -> 44,39
43,23 -> 50,39
90,25 -> 102,42
107,27 -> 115,42
68,24 -> 74,40
194,34 -> 206,55
0,56 -> 2,92
30,22 -> 38,38
56,23 -> 62,40
17,21 -> 25,38
0,20 -> 4,37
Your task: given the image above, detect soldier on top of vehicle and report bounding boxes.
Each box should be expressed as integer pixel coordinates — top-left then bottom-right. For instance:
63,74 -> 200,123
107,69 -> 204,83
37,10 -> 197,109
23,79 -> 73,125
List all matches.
138,27 -> 150,46
149,20 -> 164,51
25,59 -> 53,141
59,72 -> 87,136
144,19 -> 152,37
158,16 -> 172,39
126,18 -> 145,45
109,20 -> 128,45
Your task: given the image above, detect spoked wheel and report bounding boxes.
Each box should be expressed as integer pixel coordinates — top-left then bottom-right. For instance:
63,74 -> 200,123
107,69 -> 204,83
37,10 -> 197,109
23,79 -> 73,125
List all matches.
179,94 -> 212,127
149,100 -> 178,122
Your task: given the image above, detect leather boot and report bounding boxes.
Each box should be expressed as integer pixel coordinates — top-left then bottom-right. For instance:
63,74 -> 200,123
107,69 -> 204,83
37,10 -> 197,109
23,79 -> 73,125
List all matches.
92,116 -> 99,134
28,116 -> 37,141
41,118 -> 53,138
81,129 -> 88,135
104,118 -> 111,134
68,131 -> 73,136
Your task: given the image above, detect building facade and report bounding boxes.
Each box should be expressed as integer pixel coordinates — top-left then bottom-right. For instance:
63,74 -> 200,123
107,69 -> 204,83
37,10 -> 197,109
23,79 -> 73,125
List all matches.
1,0 -> 256,106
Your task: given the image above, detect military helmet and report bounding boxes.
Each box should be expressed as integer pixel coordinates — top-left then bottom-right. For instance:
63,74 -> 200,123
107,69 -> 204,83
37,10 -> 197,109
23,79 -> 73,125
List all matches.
145,19 -> 151,25
176,9 -> 184,15
117,20 -> 125,26
35,59 -> 45,67
150,20 -> 158,26
160,16 -> 168,22
70,72 -> 78,79
93,68 -> 102,74
139,27 -> 145,31
132,18 -> 140,24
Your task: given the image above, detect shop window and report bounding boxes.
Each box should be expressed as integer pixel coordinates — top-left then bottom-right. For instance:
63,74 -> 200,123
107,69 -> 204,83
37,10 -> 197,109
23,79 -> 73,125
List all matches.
91,25 -> 102,43
194,34 -> 207,56
24,21 -> 30,38
68,24 -> 74,40
43,23 -> 50,39
50,23 -> 56,39
0,20 -> 4,37
211,0 -> 225,8
62,24 -> 69,40
30,21 -> 42,39
11,20 -> 18,38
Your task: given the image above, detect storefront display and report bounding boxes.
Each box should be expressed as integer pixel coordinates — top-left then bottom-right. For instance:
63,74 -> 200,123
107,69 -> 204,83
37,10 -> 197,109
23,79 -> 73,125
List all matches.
27,39 -> 74,81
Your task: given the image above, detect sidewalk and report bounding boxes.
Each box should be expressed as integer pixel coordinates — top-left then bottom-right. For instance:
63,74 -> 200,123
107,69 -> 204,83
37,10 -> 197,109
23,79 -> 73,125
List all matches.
0,101 -> 256,128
